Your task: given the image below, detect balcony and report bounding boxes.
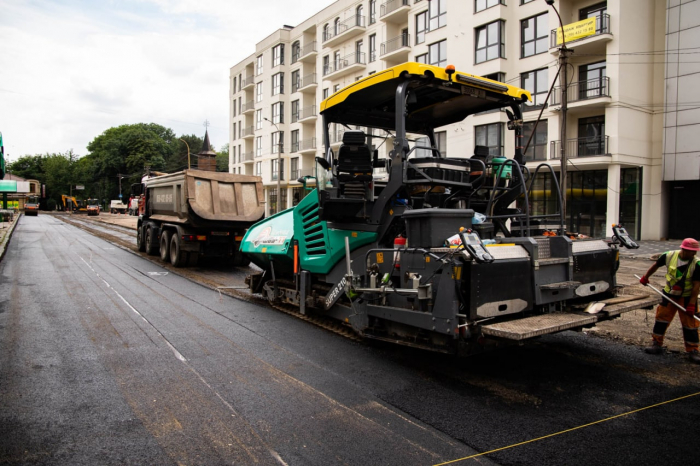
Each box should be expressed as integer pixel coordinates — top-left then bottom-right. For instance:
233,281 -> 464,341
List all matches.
292,41 -> 318,64
241,100 -> 255,114
551,77 -> 611,111
242,151 -> 255,163
292,137 -> 317,154
291,168 -> 315,183
550,136 -> 610,160
241,126 -> 255,139
294,105 -> 317,123
380,34 -> 411,62
299,73 -> 318,93
323,52 -> 367,80
328,129 -> 346,147
323,15 -> 366,48
550,14 -> 612,55
241,75 -> 255,90
380,0 -> 410,23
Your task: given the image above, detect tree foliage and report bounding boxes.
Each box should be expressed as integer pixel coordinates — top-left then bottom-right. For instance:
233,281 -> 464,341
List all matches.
9,123 -> 227,209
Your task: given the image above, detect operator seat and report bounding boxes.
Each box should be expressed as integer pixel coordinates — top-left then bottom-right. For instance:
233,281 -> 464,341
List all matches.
336,130 -> 373,199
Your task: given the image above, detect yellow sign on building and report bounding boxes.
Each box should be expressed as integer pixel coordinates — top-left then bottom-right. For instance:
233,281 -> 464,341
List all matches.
556,16 -> 597,45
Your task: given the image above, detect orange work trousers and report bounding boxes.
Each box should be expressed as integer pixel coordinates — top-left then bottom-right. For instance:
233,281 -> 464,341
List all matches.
651,296 -> 700,352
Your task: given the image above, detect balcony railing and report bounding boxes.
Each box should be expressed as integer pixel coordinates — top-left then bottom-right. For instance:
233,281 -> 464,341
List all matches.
381,0 -> 409,16
550,14 -> 611,49
291,168 -> 314,180
293,73 -> 317,93
551,77 -> 610,105
323,52 -> 366,76
550,136 -> 609,159
291,137 -> 317,153
242,151 -> 254,162
242,126 -> 255,137
241,100 -> 255,112
380,34 -> 410,56
298,105 -> 317,121
241,75 -> 255,89
323,15 -> 365,42
292,41 -> 317,63
329,130 -> 346,145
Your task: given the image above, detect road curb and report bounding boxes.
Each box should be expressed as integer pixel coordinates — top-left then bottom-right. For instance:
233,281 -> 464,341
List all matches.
0,213 -> 21,263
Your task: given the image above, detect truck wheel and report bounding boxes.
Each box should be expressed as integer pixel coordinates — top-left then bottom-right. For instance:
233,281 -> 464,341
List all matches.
232,250 -> 250,267
137,226 -> 146,252
169,234 -> 187,267
145,227 -> 158,256
159,230 -> 172,262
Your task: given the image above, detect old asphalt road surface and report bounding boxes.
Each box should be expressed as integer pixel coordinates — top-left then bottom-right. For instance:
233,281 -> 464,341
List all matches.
1,214 -> 699,466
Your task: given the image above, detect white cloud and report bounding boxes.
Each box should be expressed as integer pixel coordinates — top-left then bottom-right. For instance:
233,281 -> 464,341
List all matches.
0,0 -> 326,160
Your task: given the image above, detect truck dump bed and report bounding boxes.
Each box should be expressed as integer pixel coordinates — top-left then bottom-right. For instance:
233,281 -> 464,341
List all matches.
146,170 -> 264,228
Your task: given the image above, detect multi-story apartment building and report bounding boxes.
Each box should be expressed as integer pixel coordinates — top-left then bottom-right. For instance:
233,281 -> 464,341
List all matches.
663,0 -> 700,239
229,0 -> 679,240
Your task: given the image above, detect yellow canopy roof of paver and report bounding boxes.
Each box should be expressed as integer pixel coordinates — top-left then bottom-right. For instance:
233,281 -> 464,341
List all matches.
320,62 -> 532,134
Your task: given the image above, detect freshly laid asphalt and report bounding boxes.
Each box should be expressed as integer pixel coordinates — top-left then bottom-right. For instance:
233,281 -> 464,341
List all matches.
1,214 -> 699,466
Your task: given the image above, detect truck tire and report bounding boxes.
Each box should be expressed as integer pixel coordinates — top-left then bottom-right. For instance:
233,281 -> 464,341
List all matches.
169,234 -> 187,267
159,230 -> 172,262
145,227 -> 158,256
137,226 -> 146,252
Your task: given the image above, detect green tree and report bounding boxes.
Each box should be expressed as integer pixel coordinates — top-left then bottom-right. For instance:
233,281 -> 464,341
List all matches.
168,134 -> 203,172
216,143 -> 229,172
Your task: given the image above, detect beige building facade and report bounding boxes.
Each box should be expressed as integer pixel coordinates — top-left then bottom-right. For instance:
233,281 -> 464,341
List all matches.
229,0 -> 683,240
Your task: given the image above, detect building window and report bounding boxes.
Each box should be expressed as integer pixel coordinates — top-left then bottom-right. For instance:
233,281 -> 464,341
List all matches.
255,161 -> 262,176
369,34 -> 376,62
291,100 -> 300,123
256,55 -> 263,75
233,99 -> 237,117
428,40 -> 447,67
292,187 -> 308,206
291,69 -> 300,92
475,123 -> 504,156
272,72 -> 284,95
580,2 -> 608,35
577,115 -> 606,156
521,12 -> 548,58
255,137 -> 263,157
475,20 -> 505,63
272,43 -> 284,67
323,55 -> 330,75
333,84 -> 340,93
415,131 -> 447,158
522,120 -> 548,162
256,82 -> 263,102
323,23 -> 329,41
233,122 -> 237,140
323,88 -> 329,100
476,0 -> 505,13
415,53 -> 427,64
291,132 -> 300,153
429,0 -> 447,31
356,39 -> 363,63
291,41 -> 301,63
271,158 -> 284,180
415,11 -> 427,44
369,0 -> 376,24
579,61 -> 607,100
255,109 -> 263,130
483,72 -> 506,82
521,0 -> 536,4
271,131 -> 284,155
334,17 -> 340,36
272,102 -> 284,124
521,68 -> 548,109
232,77 -> 237,94
269,188 -> 278,214
291,156 -> 299,178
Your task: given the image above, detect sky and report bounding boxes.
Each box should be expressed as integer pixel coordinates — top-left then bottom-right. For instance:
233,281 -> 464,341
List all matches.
0,0 -> 327,162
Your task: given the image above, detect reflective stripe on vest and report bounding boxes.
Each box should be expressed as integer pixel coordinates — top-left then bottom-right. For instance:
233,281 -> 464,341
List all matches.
664,250 -> 699,297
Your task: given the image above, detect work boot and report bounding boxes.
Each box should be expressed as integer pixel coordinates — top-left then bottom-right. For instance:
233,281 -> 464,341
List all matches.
688,350 -> 700,364
644,342 -> 663,355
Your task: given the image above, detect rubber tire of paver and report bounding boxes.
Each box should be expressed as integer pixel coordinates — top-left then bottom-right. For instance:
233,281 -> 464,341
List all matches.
145,227 -> 158,256
159,230 -> 172,262
169,233 -> 187,267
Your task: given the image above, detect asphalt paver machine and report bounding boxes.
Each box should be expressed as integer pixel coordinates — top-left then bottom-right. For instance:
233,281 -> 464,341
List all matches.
242,63 -> 650,354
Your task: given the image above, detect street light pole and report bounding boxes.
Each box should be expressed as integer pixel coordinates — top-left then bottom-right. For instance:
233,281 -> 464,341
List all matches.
179,138 -> 191,170
264,117 -> 282,214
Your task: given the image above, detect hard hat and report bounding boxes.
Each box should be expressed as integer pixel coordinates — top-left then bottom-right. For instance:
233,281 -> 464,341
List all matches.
680,238 -> 700,251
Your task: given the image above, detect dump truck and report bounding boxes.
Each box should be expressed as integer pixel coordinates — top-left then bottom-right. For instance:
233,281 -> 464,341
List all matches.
242,62 -> 656,356
135,169 -> 264,267
110,199 -> 127,214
